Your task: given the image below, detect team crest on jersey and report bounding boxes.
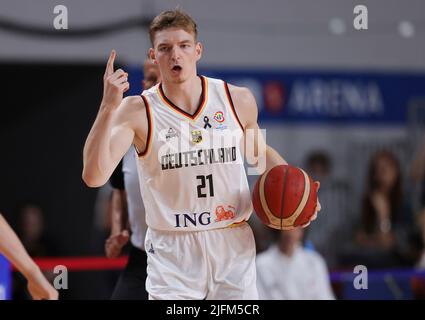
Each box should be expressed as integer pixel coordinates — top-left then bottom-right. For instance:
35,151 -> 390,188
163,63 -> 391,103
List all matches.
191,130 -> 203,144
165,127 -> 178,141
213,111 -> 225,123
215,205 -> 236,222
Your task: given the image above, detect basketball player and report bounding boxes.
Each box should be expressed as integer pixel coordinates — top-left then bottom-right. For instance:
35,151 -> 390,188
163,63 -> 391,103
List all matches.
83,9 -> 320,299
105,57 -> 160,300
0,214 -> 58,300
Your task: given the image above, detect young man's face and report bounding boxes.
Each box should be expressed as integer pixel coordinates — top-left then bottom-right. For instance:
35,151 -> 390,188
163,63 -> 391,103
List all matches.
150,27 -> 202,84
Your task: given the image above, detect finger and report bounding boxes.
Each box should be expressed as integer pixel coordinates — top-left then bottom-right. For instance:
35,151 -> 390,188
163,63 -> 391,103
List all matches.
113,75 -> 128,85
301,222 -> 310,228
107,246 -> 118,258
315,201 -> 322,212
119,231 -> 130,240
108,69 -> 126,82
105,50 -> 116,76
117,234 -> 129,245
119,82 -> 130,92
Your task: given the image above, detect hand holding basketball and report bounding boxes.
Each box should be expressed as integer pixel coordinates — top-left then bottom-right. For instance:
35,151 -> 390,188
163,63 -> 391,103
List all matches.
101,50 -> 130,110
253,164 -> 321,230
301,181 -> 321,228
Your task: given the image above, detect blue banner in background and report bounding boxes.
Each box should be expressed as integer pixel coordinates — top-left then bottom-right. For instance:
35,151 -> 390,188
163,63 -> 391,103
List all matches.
204,70 -> 425,125
0,254 -> 11,300
128,66 -> 425,125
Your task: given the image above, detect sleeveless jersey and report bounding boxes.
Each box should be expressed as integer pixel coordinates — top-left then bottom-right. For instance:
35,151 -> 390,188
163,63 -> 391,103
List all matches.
136,76 -> 252,231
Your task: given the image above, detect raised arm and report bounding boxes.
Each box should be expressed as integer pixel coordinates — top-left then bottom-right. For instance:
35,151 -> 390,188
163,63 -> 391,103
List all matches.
82,50 -> 147,187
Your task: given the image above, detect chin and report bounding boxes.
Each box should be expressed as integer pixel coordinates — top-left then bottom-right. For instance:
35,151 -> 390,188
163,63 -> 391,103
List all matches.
170,74 -> 187,84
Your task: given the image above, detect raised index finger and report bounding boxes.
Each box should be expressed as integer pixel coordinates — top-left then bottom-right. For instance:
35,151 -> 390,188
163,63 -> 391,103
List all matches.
105,50 -> 116,76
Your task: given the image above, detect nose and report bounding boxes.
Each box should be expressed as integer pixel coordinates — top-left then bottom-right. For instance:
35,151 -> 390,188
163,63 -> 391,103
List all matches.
170,45 -> 181,62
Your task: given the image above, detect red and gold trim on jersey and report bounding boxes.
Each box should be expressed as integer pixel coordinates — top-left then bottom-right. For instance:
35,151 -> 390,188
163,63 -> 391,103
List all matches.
223,82 -> 244,132
157,75 -> 208,122
135,94 -> 153,157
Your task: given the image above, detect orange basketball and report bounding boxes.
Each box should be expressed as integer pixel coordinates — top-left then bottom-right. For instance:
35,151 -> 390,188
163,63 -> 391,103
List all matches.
252,164 -> 318,230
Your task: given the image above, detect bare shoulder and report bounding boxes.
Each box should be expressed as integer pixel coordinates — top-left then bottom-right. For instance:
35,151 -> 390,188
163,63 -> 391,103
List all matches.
227,84 -> 256,106
121,95 -> 146,112
113,95 -> 149,150
113,95 -> 147,134
115,95 -> 146,122
226,83 -> 258,127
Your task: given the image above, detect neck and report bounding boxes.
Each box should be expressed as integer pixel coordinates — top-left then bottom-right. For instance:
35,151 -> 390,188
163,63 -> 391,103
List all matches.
162,75 -> 202,114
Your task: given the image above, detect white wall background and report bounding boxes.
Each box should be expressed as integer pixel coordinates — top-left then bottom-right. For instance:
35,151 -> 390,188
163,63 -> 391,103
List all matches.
0,0 -> 424,70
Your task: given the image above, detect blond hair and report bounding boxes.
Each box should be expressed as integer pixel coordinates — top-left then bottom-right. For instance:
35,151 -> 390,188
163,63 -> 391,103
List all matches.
149,9 -> 198,46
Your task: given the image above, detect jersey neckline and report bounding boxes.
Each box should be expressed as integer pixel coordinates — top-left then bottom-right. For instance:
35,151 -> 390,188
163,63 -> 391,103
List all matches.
157,75 -> 208,121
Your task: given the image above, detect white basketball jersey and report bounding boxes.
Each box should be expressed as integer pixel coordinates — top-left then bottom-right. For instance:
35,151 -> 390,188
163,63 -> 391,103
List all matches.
135,76 -> 253,232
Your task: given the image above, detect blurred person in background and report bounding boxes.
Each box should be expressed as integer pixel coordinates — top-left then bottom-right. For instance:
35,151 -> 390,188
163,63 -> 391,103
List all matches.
13,202 -> 58,299
353,150 -> 416,268
415,209 -> 425,269
0,214 -> 58,300
16,203 -> 57,257
410,137 -> 425,209
256,227 -> 335,300
105,56 -> 160,300
304,151 -> 353,268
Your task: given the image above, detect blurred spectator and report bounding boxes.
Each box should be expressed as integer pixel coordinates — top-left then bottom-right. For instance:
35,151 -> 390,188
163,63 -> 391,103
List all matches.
306,151 -> 331,179
351,150 -> 415,268
411,209 -> 425,299
256,228 -> 335,300
13,202 -> 57,299
0,213 -> 58,300
410,138 -> 425,208
248,215 -> 273,254
303,150 -> 353,268
16,203 -> 57,257
416,209 -> 425,269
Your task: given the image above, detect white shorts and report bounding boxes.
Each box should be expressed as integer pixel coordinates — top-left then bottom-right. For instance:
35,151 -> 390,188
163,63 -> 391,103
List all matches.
144,222 -> 258,300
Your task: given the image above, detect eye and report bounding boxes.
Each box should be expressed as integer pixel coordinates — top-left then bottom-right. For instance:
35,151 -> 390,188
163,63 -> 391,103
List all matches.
180,44 -> 189,49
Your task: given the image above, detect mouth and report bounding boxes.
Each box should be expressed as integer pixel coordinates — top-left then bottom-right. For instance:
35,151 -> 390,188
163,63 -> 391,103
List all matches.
171,65 -> 182,74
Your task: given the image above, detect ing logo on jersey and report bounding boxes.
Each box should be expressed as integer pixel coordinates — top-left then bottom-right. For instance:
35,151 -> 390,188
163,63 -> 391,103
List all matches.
215,205 -> 236,222
213,111 -> 225,123
191,130 -> 203,144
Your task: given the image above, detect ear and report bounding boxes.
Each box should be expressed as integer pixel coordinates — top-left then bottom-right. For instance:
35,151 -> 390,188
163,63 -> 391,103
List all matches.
195,42 -> 203,62
149,48 -> 157,64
